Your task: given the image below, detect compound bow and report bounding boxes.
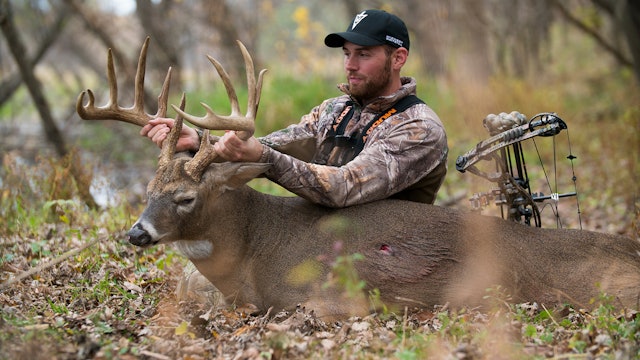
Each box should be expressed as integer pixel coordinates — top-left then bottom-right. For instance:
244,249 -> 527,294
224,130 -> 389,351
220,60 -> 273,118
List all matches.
456,111 -> 582,228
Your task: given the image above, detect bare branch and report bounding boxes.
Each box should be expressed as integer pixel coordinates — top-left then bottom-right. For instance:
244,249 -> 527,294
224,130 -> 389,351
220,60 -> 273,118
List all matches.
0,0 -> 98,209
552,0 -> 633,68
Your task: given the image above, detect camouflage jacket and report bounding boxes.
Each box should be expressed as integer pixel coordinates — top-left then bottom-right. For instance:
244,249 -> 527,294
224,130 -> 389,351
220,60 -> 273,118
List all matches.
257,77 -> 448,208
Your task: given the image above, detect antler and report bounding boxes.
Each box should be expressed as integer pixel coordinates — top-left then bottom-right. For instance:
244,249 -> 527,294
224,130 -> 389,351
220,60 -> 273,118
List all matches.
159,93 -> 186,169
173,40 -> 267,141
77,37 -> 267,182
176,41 -> 267,180
76,36 -> 172,126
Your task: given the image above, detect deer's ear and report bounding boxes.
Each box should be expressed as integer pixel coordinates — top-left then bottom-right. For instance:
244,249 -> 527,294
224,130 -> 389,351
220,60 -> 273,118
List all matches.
211,162 -> 272,190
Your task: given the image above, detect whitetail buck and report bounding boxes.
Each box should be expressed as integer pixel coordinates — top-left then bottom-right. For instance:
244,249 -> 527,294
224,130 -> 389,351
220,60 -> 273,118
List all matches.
77,38 -> 640,319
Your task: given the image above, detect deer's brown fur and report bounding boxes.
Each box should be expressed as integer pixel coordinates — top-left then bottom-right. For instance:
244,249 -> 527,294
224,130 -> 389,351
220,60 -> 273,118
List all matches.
128,159 -> 640,319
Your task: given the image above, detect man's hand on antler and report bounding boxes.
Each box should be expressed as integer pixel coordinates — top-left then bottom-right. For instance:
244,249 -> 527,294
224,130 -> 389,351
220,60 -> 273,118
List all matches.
141,118 -> 264,162
214,131 -> 264,162
141,118 -> 200,152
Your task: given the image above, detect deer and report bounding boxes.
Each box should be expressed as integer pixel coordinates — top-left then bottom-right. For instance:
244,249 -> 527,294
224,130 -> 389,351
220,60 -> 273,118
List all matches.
77,38 -> 640,320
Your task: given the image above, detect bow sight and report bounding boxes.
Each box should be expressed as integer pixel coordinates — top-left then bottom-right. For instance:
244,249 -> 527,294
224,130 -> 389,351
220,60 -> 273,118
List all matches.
456,112 -> 581,228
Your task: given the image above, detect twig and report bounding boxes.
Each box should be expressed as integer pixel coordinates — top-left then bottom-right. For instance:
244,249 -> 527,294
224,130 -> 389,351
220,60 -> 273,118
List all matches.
401,306 -> 408,349
540,302 -> 560,327
394,295 -> 429,307
548,353 -> 592,360
551,0 -> 633,67
0,236 -> 101,290
139,350 -> 171,360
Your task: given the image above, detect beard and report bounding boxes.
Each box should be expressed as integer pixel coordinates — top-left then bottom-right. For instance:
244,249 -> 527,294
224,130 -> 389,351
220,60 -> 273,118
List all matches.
348,55 -> 392,103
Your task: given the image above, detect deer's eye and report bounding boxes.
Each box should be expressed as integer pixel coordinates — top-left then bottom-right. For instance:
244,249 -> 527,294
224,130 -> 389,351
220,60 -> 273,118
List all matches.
174,194 -> 196,207
177,198 -> 194,206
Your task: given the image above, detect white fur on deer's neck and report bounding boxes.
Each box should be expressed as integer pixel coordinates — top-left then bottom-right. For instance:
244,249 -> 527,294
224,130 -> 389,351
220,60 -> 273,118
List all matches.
173,240 -> 213,260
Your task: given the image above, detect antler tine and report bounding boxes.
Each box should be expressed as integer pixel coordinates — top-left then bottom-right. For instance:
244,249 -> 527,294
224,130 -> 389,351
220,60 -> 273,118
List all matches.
172,41 -> 267,140
184,128 -> 219,181
157,66 -> 172,119
133,37 -> 149,116
237,40 -> 267,120
76,36 -> 172,127
158,93 -> 186,168
107,47 -> 119,109
207,53 -> 241,118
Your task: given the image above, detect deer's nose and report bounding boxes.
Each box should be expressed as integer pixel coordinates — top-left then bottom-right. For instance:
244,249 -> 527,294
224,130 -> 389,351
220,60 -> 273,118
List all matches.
127,223 -> 153,247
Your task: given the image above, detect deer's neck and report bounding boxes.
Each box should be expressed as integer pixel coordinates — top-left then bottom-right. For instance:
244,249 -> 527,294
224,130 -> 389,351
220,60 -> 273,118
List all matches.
238,187 -> 327,248
184,186 -> 322,302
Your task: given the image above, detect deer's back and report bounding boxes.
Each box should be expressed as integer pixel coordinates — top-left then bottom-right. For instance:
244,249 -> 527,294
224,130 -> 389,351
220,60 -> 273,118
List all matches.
227,194 -> 640,316
254,197 -> 640,310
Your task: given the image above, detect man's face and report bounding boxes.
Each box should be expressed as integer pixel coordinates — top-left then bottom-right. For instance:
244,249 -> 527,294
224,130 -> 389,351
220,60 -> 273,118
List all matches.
342,42 -> 393,102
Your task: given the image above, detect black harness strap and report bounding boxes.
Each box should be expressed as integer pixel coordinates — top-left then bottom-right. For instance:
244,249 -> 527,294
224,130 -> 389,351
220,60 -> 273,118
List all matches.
317,95 -> 425,166
332,101 -> 356,148
353,95 -> 424,155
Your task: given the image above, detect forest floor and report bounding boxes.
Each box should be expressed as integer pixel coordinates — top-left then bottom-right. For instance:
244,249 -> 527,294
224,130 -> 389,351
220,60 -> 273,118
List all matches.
0,180 -> 638,359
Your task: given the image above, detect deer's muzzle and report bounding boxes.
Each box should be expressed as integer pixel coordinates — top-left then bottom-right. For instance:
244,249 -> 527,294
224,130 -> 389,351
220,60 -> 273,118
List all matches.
127,223 -> 154,247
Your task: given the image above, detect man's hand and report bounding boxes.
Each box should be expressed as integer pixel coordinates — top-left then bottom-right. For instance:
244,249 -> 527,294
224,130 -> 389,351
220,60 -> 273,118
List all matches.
140,118 -> 200,152
214,131 -> 264,162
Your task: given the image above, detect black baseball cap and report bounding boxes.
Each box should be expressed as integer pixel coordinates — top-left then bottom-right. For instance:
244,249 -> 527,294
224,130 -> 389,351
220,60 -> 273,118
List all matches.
324,9 -> 410,50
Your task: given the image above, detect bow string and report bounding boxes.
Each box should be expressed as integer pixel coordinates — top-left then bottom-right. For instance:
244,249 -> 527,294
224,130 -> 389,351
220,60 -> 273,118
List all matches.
456,112 -> 581,228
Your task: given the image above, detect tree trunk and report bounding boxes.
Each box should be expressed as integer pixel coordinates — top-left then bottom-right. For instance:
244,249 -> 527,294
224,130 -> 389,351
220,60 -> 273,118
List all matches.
134,0 -> 183,94
0,4 -> 68,105
0,0 -> 98,209
620,0 -> 640,84
201,0 -> 246,79
552,0 -> 633,69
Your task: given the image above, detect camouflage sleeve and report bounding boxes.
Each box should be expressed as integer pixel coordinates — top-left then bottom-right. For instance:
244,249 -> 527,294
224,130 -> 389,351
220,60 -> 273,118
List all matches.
257,105 -> 323,162
260,104 -> 448,208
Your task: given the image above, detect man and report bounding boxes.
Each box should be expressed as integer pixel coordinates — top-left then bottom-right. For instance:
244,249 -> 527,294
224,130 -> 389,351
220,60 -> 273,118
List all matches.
142,9 -> 448,208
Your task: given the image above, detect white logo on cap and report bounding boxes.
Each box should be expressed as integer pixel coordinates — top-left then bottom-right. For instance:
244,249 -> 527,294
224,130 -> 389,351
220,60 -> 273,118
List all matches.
352,11 -> 368,29
386,35 -> 403,47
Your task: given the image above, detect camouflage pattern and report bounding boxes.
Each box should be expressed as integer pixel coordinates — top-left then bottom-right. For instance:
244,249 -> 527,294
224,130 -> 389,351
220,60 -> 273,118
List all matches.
257,77 -> 448,207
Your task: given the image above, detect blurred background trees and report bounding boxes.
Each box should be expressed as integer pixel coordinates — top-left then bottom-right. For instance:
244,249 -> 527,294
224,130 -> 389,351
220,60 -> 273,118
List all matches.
0,0 -> 638,234
1,0 -> 636,109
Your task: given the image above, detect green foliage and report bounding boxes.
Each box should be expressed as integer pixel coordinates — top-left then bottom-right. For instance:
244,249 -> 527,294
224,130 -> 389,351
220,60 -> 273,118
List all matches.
184,72 -> 333,139
511,295 -> 640,358
1,154 -> 83,235
377,287 -> 640,359
247,177 -> 295,197
258,74 -> 333,134
323,252 -> 366,299
46,297 -> 69,315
